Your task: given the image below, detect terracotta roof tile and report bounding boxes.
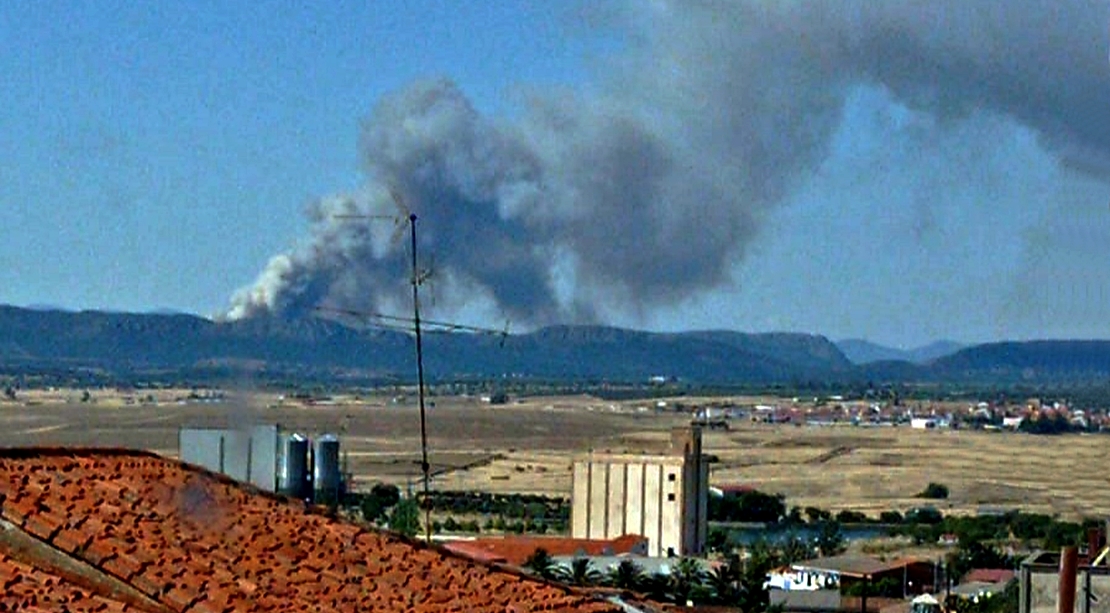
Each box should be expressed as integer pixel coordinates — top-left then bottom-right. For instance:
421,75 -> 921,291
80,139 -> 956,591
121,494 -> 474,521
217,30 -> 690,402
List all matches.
0,551 -> 136,612
0,448 -> 631,612
963,568 -> 1015,584
444,534 -> 649,566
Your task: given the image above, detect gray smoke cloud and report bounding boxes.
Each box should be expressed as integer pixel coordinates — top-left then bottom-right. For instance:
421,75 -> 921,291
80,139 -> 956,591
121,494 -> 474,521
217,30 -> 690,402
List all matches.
227,0 -> 1110,326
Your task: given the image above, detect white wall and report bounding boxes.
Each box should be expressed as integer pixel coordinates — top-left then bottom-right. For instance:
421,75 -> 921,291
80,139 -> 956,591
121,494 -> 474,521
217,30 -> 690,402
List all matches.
178,425 -> 279,491
571,456 -> 694,557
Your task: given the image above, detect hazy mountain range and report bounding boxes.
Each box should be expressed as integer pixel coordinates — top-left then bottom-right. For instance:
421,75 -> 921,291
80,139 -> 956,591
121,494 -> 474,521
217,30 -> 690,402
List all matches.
2,304 -> 1109,386
835,339 -> 965,365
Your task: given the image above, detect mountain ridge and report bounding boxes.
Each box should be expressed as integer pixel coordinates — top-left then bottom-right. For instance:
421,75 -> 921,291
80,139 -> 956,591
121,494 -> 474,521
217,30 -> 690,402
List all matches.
2,305 -> 1109,386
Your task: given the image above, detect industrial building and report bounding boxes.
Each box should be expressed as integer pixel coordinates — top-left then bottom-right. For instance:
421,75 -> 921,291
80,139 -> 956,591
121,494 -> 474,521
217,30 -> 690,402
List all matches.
178,424 -> 343,505
570,426 -> 708,557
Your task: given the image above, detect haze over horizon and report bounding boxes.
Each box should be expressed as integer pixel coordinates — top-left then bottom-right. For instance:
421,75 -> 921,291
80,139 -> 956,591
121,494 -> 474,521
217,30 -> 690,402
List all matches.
4,1 -> 1110,348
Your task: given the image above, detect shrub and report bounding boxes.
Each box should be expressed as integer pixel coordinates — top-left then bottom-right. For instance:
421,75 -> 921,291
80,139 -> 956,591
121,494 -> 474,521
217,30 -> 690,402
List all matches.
917,483 -> 949,499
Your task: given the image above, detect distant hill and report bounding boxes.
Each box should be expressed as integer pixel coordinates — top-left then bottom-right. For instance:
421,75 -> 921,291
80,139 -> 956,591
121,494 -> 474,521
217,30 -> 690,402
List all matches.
837,339 -> 965,365
3,305 -> 1110,387
0,305 -> 852,385
930,340 -> 1110,384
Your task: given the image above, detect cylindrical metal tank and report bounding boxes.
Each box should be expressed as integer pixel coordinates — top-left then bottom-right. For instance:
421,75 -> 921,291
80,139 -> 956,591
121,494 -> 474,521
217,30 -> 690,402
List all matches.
313,434 -> 341,505
280,434 -> 311,500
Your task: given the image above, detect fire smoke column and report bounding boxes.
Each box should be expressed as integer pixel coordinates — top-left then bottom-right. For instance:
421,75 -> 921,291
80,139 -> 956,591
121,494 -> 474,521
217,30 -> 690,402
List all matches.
227,1 -> 1110,326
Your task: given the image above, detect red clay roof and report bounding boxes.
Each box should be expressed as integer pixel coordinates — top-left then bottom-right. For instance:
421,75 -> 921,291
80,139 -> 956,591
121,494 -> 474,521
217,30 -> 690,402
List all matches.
444,534 -> 648,566
0,550 -> 137,612
0,447 -> 634,612
963,568 -> 1016,584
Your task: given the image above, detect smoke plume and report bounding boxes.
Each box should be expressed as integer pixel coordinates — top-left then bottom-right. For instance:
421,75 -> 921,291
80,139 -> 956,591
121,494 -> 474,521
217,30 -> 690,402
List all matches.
227,0 -> 1110,326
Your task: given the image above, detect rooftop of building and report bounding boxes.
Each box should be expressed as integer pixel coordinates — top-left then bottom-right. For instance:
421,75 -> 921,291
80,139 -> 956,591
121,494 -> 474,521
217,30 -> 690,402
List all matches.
580,427 -> 704,463
792,554 -> 925,578
443,534 -> 648,567
0,447 -> 658,612
962,568 -> 1016,585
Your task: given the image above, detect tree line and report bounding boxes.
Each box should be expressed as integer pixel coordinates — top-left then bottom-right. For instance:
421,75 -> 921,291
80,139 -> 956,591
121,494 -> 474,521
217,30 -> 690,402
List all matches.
523,549 -> 773,610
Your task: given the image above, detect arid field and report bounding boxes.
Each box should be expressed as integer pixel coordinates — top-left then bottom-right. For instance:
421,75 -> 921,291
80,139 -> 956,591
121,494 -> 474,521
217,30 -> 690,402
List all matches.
0,389 -> 1105,520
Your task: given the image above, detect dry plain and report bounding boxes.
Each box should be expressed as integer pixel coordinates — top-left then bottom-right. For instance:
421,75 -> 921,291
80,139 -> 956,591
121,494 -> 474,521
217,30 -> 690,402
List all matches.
0,389 -> 1105,520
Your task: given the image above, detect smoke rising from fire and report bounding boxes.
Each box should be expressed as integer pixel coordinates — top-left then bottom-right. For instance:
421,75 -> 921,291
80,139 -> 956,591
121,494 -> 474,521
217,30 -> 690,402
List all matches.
227,0 -> 1110,326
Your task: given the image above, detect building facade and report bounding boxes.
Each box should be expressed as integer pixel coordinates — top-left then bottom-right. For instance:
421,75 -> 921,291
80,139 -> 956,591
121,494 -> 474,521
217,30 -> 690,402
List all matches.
570,427 -> 708,557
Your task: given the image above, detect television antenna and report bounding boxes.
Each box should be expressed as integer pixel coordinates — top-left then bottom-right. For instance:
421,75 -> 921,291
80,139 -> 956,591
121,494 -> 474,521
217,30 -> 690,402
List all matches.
323,192 -> 511,541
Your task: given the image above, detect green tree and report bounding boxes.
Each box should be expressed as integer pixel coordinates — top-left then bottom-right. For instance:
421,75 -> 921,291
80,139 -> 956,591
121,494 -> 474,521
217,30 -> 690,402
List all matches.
640,573 -> 672,602
709,490 -> 787,523
784,506 -> 804,525
949,541 -> 1012,582
670,558 -> 707,604
1018,413 -> 1072,435
738,545 -> 776,613
524,548 -> 559,581
805,506 -> 831,523
706,559 -> 740,604
388,497 -> 421,538
360,483 -> 401,523
562,557 -> 602,586
1043,520 -> 1083,550
879,510 -> 904,524
607,559 -> 646,590
707,527 -> 732,553
906,506 -> 944,524
816,521 -> 846,557
779,535 -> 812,565
747,539 -> 781,570
836,509 -> 869,524
917,483 -> 950,499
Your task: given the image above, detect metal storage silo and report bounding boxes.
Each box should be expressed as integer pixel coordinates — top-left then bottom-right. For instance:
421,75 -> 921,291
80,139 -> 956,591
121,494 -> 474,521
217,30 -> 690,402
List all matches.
313,434 -> 341,506
280,433 -> 311,500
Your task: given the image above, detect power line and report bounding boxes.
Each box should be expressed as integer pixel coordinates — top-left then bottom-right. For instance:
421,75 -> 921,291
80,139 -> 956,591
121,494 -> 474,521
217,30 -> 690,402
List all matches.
325,201 -> 511,542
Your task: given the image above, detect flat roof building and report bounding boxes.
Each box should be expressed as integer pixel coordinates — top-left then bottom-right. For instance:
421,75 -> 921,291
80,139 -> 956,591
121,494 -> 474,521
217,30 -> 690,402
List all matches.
570,426 -> 708,557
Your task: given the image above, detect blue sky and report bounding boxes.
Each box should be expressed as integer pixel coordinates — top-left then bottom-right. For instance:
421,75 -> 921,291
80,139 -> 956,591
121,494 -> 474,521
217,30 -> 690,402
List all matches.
3,2 -> 1110,348
1,2 -> 595,310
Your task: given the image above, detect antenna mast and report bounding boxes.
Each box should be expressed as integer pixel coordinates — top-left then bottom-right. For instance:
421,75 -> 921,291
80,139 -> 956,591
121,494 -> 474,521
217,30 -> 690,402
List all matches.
324,197 -> 511,542
408,213 -> 432,542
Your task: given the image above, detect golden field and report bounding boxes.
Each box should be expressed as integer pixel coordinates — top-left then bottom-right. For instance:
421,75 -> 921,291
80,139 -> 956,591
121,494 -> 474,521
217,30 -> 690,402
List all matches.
0,389 -> 1105,520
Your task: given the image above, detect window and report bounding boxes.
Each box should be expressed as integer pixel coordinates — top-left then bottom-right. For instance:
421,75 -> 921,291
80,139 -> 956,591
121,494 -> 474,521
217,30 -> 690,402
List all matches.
667,473 -> 676,482
667,493 -> 676,502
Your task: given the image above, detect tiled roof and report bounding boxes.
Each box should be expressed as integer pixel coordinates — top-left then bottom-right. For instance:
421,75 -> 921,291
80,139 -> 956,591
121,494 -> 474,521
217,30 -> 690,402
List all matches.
0,448 -> 634,612
445,534 -> 648,566
962,568 -> 1016,585
0,550 -> 137,612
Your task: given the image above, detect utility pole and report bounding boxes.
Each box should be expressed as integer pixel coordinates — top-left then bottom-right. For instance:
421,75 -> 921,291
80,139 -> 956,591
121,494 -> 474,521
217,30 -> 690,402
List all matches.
409,213 -> 432,543
323,200 -> 510,542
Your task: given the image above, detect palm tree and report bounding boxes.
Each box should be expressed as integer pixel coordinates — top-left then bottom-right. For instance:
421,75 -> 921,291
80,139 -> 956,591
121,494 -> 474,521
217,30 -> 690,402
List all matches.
563,557 -> 602,586
670,557 -> 708,605
607,558 -> 646,591
524,547 -> 559,580
706,562 -> 740,604
640,572 -> 672,602
738,548 -> 775,613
